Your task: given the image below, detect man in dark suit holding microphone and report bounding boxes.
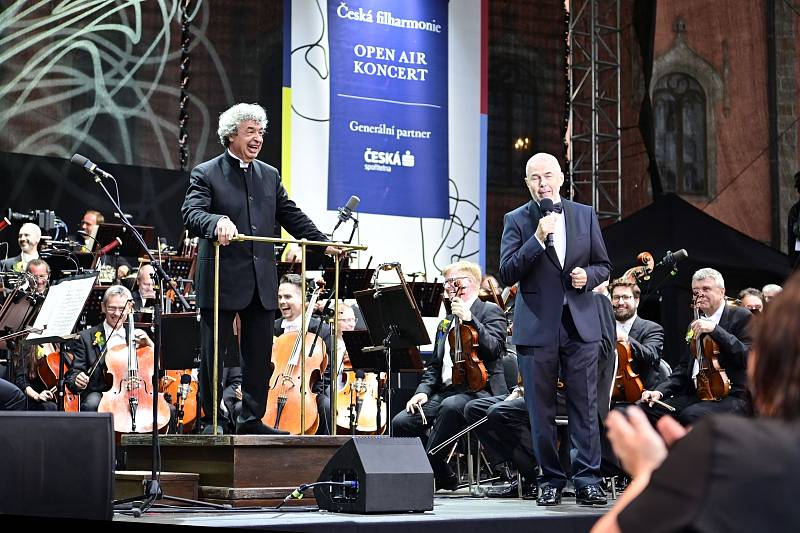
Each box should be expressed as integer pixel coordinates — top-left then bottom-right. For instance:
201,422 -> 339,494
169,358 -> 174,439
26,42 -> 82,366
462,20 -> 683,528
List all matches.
500,152 -> 612,506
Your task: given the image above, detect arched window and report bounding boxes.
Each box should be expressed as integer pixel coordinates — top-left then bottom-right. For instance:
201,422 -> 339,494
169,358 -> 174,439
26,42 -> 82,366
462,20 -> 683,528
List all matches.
653,73 -> 707,195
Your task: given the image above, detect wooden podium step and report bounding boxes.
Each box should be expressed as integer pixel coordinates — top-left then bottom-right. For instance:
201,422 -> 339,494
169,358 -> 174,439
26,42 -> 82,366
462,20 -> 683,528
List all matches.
121,435 -> 351,494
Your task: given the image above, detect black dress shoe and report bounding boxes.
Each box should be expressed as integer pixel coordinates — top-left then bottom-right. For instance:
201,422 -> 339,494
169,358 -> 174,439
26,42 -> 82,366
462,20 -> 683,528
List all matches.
486,480 -> 519,498
486,479 -> 538,499
236,421 -> 289,435
576,483 -> 608,506
435,472 -> 459,491
537,485 -> 562,506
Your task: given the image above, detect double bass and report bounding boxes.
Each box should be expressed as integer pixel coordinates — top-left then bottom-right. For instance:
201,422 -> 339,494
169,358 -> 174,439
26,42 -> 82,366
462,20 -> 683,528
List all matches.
690,296 -> 730,401
448,281 -> 488,392
97,313 -> 171,433
262,282 -> 328,434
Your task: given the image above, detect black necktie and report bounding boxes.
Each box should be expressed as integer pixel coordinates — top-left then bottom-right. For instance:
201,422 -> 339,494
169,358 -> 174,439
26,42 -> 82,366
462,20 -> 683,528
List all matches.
551,202 -> 563,214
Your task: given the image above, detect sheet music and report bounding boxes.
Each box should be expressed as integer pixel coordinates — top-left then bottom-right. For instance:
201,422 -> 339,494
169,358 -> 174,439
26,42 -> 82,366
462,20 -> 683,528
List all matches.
26,274 -> 98,343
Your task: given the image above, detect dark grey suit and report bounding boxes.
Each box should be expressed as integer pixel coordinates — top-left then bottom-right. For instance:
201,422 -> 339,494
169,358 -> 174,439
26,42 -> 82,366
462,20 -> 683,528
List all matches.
182,152 -> 327,428
626,316 -> 664,390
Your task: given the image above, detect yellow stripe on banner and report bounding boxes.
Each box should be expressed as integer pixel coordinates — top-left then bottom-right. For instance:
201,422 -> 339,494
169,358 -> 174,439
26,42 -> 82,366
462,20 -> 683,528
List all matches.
281,86 -> 292,249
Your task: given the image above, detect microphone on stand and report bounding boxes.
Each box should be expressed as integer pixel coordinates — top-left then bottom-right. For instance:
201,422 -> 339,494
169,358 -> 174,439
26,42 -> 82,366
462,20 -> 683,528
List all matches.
655,249 -> 688,268
70,153 -> 113,179
177,374 -> 191,432
95,237 -> 122,257
333,195 -> 361,232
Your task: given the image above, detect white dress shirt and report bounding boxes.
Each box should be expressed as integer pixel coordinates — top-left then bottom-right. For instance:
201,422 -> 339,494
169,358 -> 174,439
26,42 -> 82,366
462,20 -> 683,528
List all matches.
441,295 -> 478,387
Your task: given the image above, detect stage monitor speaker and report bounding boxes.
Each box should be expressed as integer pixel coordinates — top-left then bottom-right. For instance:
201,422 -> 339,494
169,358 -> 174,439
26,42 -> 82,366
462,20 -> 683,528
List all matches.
314,437 -> 433,514
0,412 -> 114,520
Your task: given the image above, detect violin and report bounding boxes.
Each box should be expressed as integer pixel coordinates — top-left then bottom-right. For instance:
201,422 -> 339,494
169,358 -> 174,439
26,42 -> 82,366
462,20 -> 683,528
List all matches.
97,313 -> 171,433
611,341 -> 645,403
448,281 -> 488,392
37,349 -> 81,412
263,281 -> 328,434
690,297 -> 731,401
335,362 -> 387,435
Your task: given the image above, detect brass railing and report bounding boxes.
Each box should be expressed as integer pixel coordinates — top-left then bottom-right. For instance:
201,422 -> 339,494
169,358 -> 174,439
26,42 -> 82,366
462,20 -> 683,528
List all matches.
212,236 -> 368,435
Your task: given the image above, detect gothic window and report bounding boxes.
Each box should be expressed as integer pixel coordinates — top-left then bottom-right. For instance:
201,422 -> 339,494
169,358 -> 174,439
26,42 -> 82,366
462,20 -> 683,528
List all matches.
653,73 -> 707,195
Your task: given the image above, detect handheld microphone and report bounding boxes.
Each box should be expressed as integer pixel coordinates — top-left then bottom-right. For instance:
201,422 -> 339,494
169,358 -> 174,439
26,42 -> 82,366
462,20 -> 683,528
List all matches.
178,373 -> 191,400
333,195 -> 360,231
0,217 -> 10,232
656,249 -> 688,268
70,153 -> 113,179
540,198 -> 555,247
96,237 -> 123,257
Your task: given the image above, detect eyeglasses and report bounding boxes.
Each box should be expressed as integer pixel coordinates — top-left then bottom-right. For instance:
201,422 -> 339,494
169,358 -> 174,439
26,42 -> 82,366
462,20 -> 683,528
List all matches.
104,306 -> 128,313
443,276 -> 470,286
611,294 -> 634,302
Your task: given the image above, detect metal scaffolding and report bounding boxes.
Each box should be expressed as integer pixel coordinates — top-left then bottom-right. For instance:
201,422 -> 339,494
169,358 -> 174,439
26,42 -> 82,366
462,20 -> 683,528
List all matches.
568,0 -> 622,221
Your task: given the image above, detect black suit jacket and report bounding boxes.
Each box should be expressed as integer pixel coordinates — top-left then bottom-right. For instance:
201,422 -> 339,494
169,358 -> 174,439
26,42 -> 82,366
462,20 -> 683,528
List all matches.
182,152 -> 327,311
65,325 -> 122,395
627,316 -> 664,390
596,293 -> 617,421
415,299 -> 508,398
656,305 -> 752,399
499,199 -> 612,346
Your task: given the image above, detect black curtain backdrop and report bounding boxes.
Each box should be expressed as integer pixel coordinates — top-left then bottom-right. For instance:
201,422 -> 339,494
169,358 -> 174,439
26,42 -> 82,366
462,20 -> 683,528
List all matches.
633,0 -> 661,198
0,151 -> 187,256
603,194 -> 791,365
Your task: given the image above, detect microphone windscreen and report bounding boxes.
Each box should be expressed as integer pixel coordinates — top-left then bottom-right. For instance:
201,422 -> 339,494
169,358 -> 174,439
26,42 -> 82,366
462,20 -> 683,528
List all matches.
673,249 -> 688,261
71,153 -> 90,167
180,374 -> 192,384
540,198 -> 554,214
345,195 -> 360,212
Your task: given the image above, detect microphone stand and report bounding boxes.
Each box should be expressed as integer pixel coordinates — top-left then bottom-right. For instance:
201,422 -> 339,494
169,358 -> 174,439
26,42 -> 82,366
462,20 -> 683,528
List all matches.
89,174 -> 221,514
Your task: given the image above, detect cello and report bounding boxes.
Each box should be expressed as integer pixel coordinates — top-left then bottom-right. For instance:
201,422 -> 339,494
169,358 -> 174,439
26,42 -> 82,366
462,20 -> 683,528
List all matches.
335,362 -> 387,435
690,296 -> 730,401
37,349 -> 81,412
448,281 -> 488,392
262,282 -> 328,434
611,341 -> 645,403
97,312 -> 171,433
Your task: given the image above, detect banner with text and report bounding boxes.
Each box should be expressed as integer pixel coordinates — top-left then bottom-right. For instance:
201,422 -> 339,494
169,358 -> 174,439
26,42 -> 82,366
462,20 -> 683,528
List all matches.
328,0 -> 449,219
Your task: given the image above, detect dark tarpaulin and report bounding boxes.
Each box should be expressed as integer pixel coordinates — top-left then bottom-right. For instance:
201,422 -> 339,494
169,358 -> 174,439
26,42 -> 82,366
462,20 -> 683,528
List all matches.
602,194 -> 791,365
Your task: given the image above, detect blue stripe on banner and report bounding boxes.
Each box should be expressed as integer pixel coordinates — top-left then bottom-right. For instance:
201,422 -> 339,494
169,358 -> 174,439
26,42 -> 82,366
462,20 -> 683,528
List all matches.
283,0 -> 291,88
328,0 -> 449,219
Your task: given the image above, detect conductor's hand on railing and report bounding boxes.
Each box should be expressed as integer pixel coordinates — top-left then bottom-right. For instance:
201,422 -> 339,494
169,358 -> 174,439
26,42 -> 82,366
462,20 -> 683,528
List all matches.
215,217 -> 238,246
405,392 -> 428,413
325,245 -> 346,257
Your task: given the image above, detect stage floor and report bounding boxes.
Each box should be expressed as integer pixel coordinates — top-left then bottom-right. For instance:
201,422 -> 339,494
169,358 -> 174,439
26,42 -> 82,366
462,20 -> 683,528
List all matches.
115,491 -> 606,532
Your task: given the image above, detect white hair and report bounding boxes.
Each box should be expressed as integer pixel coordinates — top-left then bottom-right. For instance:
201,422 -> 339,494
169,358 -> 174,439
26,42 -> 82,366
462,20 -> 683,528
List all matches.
762,283 -> 782,295
525,152 -> 562,177
102,284 -> 132,305
692,268 -> 725,289
19,222 -> 41,242
217,103 -> 268,147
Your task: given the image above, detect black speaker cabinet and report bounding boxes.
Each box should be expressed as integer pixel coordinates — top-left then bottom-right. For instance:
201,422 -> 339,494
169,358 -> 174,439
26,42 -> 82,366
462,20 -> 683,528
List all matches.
0,412 -> 114,520
314,437 -> 433,514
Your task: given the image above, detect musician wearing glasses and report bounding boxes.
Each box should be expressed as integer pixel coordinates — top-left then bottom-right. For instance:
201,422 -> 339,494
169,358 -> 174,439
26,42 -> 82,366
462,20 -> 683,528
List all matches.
737,287 -> 764,314
609,280 -> 664,391
640,268 -> 752,426
65,285 -> 153,411
499,152 -> 612,506
391,261 -> 507,491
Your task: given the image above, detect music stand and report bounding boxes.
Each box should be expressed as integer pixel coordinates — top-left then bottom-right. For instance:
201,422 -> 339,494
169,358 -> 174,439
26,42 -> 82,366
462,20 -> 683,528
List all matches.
162,256 -> 193,283
408,282 -> 444,317
80,285 -> 108,328
92,223 -> 156,256
160,313 -> 201,370
321,268 -> 375,299
354,285 -> 428,435
24,272 -> 99,411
